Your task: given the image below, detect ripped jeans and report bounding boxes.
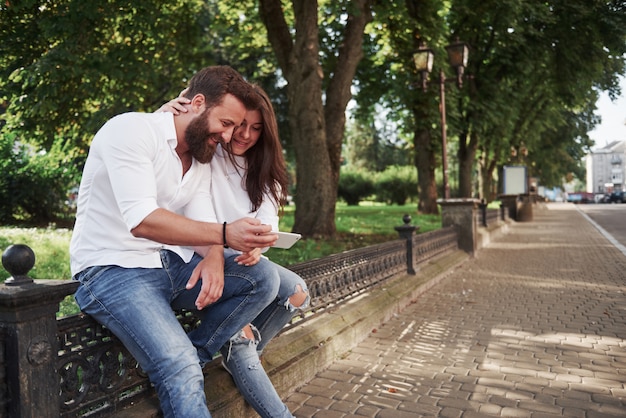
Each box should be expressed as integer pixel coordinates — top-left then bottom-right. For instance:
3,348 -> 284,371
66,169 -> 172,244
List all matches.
220,256 -> 309,418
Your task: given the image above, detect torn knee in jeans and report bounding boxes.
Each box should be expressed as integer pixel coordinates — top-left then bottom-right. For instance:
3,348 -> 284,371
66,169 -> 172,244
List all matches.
286,284 -> 309,310
222,324 -> 261,362
242,324 -> 256,340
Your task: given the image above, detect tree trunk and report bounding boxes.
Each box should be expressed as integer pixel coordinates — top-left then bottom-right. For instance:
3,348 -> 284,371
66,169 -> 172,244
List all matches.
480,147 -> 499,202
259,0 -> 372,238
457,130 -> 478,198
414,128 -> 439,214
287,68 -> 336,238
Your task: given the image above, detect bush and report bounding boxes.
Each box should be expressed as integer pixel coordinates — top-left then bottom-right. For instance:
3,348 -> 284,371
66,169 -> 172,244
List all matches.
338,168 -> 375,205
375,165 -> 418,205
0,134 -> 81,225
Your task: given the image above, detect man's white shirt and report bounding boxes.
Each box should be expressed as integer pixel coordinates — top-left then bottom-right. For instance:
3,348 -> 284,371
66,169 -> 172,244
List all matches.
70,112 -> 215,276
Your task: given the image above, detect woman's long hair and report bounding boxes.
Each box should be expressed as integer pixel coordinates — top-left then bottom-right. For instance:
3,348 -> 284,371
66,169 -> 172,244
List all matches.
237,84 -> 289,213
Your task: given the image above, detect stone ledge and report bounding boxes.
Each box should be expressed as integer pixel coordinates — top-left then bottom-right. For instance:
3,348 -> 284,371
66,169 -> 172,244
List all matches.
477,220 -> 512,250
113,249 -> 469,417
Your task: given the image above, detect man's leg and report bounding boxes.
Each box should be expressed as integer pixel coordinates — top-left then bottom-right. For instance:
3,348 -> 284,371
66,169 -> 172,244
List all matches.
74,263 -> 211,418
170,254 -> 280,364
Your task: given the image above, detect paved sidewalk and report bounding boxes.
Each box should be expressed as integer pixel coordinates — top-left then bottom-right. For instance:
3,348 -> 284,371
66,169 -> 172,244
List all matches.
285,203 -> 626,417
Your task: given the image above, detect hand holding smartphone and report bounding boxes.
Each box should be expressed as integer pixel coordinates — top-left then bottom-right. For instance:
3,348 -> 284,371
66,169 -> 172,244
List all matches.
271,231 -> 302,249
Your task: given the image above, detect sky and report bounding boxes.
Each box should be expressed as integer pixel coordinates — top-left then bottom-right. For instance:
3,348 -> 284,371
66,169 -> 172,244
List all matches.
588,75 -> 626,150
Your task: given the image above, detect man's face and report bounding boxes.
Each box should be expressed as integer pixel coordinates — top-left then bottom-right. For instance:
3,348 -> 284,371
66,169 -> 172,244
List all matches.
185,107 -> 222,163
184,94 -> 246,163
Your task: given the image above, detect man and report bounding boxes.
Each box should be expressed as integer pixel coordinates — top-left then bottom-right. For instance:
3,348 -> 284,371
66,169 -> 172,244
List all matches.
70,66 -> 279,418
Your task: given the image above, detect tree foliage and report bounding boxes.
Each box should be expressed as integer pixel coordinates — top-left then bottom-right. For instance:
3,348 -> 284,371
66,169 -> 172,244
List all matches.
449,0 -> 626,198
1,0 -> 625,226
0,0 -> 210,150
354,0 -> 626,205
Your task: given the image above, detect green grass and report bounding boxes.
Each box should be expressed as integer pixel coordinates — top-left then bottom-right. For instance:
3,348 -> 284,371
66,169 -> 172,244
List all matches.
0,202 -> 441,317
266,202 -> 440,266
0,226 -> 75,316
0,226 -> 73,281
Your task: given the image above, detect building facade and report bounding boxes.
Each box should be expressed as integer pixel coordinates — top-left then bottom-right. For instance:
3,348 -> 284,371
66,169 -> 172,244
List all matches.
586,140 -> 626,194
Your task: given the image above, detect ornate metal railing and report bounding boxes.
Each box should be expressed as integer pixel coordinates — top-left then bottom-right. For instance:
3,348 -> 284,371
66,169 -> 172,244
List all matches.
475,206 -> 501,227
413,226 -> 458,265
287,239 -> 406,325
4,203 -> 496,418
57,311 -> 202,417
51,227 -> 458,416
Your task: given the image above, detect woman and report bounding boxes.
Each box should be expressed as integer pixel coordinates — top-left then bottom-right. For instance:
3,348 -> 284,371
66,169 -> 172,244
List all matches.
159,84 -> 309,418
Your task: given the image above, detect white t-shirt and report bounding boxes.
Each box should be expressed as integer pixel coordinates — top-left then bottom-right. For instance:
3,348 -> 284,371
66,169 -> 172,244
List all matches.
69,112 -> 215,276
210,145 -> 279,257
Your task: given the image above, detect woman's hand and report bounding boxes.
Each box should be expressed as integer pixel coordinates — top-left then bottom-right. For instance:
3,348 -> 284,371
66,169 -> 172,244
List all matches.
156,88 -> 190,115
234,247 -> 263,266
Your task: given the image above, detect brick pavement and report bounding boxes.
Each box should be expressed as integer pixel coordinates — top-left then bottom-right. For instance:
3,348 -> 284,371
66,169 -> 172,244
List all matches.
285,203 -> 626,417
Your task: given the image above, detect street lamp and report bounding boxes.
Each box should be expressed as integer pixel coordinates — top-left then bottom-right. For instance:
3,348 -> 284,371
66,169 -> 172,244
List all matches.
413,38 -> 470,199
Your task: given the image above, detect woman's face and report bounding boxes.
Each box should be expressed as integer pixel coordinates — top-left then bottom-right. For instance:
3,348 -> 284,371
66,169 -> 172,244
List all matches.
231,109 -> 263,156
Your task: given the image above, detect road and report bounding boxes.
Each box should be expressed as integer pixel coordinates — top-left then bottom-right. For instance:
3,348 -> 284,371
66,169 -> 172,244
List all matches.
576,203 -> 626,255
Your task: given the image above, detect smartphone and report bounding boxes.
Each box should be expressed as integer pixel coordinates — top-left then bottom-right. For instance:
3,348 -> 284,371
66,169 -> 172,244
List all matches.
271,231 -> 302,249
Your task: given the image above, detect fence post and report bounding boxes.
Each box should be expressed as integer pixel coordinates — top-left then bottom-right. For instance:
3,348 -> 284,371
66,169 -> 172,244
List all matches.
394,214 -> 418,275
498,194 -> 518,221
438,199 -> 479,256
0,244 -> 79,417
479,199 -> 488,227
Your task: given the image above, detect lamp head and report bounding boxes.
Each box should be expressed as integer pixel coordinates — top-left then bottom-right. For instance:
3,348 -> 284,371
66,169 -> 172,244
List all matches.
413,44 -> 434,92
445,39 -> 470,88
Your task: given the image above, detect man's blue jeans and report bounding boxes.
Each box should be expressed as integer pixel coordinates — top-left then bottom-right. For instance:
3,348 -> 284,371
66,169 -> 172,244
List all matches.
74,250 -> 279,418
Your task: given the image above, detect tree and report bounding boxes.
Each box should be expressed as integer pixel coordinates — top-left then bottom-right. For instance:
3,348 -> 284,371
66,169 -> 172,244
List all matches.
448,0 -> 626,198
258,0 -> 373,238
0,0 -> 210,151
353,0 -> 447,214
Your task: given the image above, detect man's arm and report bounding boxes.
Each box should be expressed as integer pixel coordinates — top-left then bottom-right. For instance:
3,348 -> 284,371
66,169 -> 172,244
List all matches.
131,208 -> 277,252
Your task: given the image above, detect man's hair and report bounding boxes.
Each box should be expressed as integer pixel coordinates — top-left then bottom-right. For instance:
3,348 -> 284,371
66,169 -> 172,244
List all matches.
183,66 -> 257,110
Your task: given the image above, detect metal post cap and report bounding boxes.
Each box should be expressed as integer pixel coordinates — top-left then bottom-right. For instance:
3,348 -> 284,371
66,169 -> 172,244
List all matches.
2,244 -> 35,286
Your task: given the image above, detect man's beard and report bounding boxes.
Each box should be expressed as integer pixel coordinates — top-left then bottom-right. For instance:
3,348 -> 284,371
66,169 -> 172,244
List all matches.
184,108 -> 223,164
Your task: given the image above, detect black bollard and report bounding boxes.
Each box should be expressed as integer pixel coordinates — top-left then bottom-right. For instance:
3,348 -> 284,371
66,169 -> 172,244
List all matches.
394,214 -> 418,275
479,199 -> 487,227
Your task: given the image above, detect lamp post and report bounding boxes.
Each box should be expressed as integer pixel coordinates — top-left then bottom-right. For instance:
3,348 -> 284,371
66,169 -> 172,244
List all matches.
413,39 -> 469,200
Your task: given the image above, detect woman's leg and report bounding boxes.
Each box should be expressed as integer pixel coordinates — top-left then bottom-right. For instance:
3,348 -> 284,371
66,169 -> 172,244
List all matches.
217,260 -> 308,417
253,262 -> 309,353
220,327 -> 294,418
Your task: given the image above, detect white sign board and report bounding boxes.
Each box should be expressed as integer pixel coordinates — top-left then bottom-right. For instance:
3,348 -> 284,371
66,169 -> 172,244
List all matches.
503,165 -> 527,195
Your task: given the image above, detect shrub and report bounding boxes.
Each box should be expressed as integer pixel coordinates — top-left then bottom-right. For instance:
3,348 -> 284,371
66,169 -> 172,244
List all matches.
0,134 -> 81,225
375,165 -> 418,205
338,168 -> 375,205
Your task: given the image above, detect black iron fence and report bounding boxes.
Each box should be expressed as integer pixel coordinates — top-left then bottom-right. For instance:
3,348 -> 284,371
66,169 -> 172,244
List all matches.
1,221 -> 463,417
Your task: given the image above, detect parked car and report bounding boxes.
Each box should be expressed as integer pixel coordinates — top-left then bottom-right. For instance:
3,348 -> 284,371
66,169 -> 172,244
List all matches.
609,191 -> 625,203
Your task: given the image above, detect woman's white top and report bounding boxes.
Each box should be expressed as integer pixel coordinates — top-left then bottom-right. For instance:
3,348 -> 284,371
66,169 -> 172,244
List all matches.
210,145 -> 279,256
